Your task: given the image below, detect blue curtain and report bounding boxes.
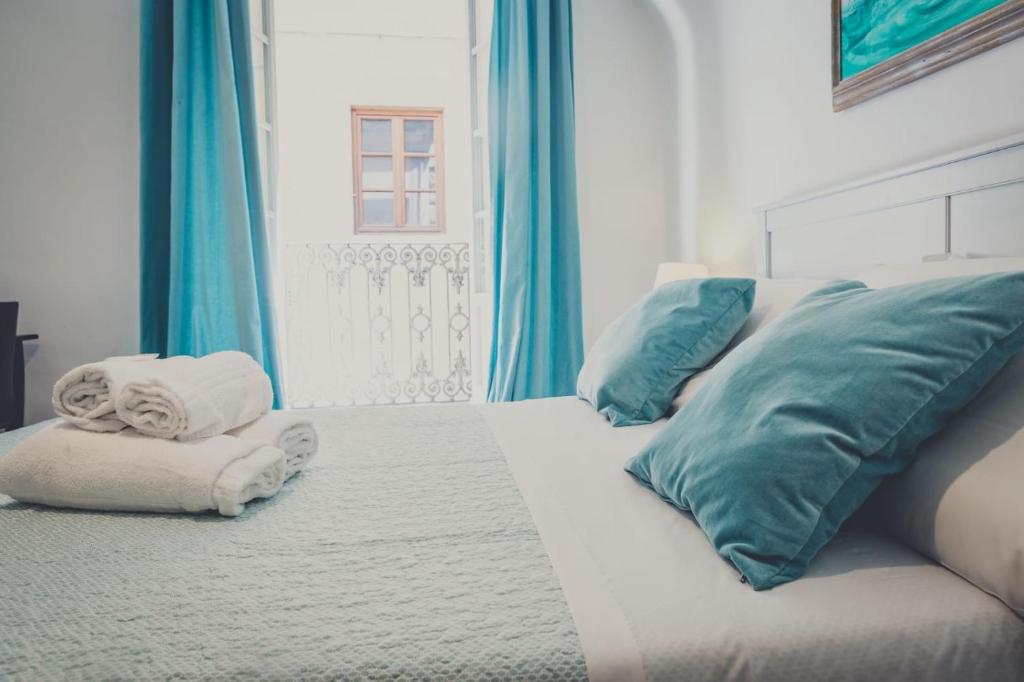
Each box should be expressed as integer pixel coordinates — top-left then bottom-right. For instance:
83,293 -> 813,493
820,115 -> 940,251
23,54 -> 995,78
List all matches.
486,0 -> 584,402
140,0 -> 282,405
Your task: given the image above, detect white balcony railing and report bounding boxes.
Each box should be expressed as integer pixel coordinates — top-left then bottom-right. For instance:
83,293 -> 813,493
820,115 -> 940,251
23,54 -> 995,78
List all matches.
284,242 -> 472,407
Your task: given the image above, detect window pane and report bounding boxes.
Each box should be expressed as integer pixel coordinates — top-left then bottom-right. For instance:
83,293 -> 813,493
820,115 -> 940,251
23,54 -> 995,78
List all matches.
261,44 -> 272,124
249,0 -> 265,35
405,192 -> 437,226
264,128 -> 274,211
404,157 -> 436,190
254,63 -> 267,126
362,192 -> 394,225
362,156 -> 393,190
361,119 -> 391,153
251,36 -> 264,69
258,129 -> 269,205
404,119 -> 435,153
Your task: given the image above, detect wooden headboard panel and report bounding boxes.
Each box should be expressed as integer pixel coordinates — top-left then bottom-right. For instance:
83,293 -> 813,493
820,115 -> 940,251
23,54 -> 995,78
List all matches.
755,134 -> 1024,279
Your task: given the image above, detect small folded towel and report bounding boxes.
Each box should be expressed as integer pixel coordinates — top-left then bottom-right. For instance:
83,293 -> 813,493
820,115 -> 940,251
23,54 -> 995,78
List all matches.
0,423 -> 285,516
228,411 -> 318,479
52,354 -> 161,432
114,351 -> 273,441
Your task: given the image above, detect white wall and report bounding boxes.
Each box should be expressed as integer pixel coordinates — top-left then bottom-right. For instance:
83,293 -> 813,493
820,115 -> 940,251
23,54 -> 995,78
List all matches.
574,0 -> 678,348
273,0 -> 473,245
692,0 -> 1024,275
0,0 -> 140,425
275,0 -> 684,353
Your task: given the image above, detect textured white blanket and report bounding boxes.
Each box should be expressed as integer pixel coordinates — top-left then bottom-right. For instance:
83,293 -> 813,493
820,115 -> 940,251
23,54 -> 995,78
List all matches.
0,422 -> 285,516
114,351 -> 273,440
0,406 -> 588,680
229,411 -> 318,479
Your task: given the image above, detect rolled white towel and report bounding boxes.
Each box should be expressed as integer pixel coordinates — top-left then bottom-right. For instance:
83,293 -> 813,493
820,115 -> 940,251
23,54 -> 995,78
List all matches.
228,411 -> 318,480
114,351 -> 273,441
51,354 -> 161,432
0,423 -> 285,516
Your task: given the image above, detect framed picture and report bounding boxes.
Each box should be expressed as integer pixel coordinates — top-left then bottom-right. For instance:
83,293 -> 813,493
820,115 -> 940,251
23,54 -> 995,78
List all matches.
832,0 -> 1024,111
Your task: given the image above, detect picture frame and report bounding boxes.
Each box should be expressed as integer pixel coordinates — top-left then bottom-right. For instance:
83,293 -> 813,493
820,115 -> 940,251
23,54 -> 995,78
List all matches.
832,0 -> 1024,111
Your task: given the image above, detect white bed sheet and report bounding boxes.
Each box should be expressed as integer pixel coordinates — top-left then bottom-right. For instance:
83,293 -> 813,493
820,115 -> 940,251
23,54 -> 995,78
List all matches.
483,397 -> 1024,682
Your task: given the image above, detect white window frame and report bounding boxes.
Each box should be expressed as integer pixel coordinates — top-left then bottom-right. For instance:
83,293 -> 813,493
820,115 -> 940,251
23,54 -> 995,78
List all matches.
251,0 -> 279,239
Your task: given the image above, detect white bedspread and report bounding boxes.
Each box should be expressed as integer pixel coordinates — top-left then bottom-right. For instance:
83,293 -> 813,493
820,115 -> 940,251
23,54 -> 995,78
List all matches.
0,406 -> 587,681
484,397 -> 1024,682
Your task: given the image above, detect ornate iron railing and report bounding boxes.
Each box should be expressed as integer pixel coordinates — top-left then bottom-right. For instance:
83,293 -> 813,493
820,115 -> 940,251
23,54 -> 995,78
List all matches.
284,242 -> 472,407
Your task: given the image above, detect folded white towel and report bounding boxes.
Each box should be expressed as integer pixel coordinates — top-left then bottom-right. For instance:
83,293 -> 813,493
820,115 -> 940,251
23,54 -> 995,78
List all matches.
114,351 -> 273,441
0,423 -> 285,516
228,411 -> 318,479
51,354 -> 161,432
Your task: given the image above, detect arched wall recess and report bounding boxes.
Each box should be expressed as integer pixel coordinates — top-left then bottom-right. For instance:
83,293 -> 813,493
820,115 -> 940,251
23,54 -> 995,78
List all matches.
645,0 -> 701,263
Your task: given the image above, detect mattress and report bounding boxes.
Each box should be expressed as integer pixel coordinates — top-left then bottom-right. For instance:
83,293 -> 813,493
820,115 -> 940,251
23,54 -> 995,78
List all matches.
485,397 -> 1024,682
2,399 -> 1022,681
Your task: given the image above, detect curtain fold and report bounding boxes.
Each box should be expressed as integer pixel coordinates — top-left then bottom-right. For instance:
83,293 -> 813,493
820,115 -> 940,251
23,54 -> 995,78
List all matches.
140,0 -> 282,406
486,0 -> 585,402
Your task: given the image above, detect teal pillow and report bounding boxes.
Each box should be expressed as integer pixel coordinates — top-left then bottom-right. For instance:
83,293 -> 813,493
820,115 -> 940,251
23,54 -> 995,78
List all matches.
577,278 -> 755,426
626,274 -> 1024,589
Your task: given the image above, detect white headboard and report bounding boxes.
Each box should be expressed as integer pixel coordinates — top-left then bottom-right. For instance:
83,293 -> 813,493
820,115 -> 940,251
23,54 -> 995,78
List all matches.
755,134 -> 1024,279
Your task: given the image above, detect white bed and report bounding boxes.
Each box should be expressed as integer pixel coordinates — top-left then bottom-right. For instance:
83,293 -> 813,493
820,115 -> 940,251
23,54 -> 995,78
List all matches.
512,132 -> 1024,679
3,135 -> 1024,680
488,397 -> 1024,681
4,398 -> 1021,681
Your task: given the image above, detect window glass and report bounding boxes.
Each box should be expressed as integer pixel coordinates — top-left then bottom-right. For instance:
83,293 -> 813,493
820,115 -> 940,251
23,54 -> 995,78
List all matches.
404,119 -> 434,153
363,192 -> 395,225
361,119 -> 392,153
405,192 -> 437,225
362,157 -> 394,190
404,157 -> 436,190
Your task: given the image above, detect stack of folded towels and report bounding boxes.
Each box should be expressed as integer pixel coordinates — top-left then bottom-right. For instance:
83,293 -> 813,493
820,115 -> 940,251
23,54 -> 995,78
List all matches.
0,351 -> 317,517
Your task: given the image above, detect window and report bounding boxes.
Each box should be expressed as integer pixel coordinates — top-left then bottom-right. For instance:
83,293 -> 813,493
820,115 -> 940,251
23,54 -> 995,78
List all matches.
352,107 -> 445,232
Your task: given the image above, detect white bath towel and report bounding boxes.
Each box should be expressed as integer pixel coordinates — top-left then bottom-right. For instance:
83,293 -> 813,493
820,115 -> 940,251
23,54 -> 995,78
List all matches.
51,354 -> 161,433
0,423 -> 285,516
229,411 -> 318,479
114,351 -> 273,441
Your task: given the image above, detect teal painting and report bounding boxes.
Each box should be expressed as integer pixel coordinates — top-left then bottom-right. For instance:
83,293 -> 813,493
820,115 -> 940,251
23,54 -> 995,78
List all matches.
840,0 -> 1008,78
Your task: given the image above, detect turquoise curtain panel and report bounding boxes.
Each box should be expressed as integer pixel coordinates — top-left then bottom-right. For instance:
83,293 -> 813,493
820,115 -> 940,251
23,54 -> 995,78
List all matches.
140,0 -> 282,405
486,0 -> 585,402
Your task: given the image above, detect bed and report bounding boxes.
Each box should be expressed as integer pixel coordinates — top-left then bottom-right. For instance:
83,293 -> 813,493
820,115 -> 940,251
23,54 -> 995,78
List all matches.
2,399 -> 1022,681
3,135 -> 1024,680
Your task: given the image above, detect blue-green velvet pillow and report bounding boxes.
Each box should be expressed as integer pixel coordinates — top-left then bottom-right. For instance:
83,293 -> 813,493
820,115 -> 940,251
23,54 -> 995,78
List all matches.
626,273 -> 1024,589
577,278 -> 755,426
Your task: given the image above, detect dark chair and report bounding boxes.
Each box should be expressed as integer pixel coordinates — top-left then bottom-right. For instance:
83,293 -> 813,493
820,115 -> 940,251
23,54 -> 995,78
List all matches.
0,302 -> 38,432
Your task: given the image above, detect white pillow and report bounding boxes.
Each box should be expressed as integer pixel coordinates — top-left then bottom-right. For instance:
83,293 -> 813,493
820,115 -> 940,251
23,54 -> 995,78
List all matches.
857,256 -> 1024,288
860,258 -> 1024,616
669,277 -> 830,409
